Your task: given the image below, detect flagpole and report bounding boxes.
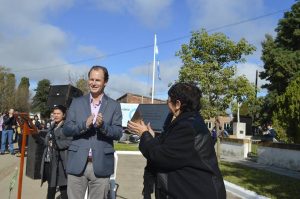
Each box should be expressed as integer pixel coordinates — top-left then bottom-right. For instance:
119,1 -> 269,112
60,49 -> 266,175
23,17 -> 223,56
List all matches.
151,34 -> 157,104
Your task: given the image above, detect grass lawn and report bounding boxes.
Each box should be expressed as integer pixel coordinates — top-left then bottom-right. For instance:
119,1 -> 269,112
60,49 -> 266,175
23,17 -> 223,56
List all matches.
114,142 -> 139,151
220,161 -> 300,199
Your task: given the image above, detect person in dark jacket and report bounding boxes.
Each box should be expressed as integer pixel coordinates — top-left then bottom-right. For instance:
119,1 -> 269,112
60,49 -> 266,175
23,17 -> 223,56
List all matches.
38,105 -> 72,199
0,112 -> 4,149
1,109 -> 16,155
33,115 -> 42,130
142,113 -> 173,199
128,82 -> 226,199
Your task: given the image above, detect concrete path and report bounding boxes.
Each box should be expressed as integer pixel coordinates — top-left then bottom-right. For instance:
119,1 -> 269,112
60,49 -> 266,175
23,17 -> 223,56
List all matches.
0,152 -> 47,199
0,152 -> 240,199
115,153 -> 240,199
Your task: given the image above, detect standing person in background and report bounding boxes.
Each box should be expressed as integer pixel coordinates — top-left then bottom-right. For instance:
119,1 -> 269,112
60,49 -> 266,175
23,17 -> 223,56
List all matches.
33,115 -> 42,130
211,126 -> 217,145
0,112 -> 4,147
1,109 -> 16,155
13,110 -> 19,143
45,114 -> 54,130
262,123 -> 277,142
63,65 -> 123,199
36,105 -> 72,199
128,83 -> 226,199
15,121 -> 23,157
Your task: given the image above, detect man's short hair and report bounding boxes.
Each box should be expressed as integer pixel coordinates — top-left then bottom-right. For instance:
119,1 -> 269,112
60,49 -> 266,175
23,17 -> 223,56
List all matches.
88,65 -> 109,82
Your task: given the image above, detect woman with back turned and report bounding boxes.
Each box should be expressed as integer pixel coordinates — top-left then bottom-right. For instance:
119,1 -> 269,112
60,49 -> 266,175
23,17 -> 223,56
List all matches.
128,82 -> 226,199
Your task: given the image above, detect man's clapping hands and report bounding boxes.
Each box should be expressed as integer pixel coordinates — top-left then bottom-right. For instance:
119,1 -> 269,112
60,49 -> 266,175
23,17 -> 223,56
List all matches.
86,113 -> 103,129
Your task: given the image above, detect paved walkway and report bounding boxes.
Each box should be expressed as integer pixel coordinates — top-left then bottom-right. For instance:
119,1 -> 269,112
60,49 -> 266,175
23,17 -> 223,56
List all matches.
0,152 -> 46,199
1,150 -> 299,198
0,152 -> 240,199
115,153 -> 240,199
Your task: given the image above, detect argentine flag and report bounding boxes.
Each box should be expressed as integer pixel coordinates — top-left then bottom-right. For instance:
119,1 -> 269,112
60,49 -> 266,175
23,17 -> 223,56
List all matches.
157,60 -> 161,80
154,39 -> 161,80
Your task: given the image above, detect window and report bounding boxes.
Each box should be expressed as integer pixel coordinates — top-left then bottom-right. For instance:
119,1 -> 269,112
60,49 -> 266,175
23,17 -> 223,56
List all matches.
205,122 -> 212,129
224,122 -> 231,130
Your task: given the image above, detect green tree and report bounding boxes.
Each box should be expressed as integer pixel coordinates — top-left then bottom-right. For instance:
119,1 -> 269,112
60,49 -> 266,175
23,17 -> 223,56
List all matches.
76,76 -> 89,95
31,79 -> 51,118
0,67 -> 9,112
275,73 -> 300,143
176,29 -> 256,119
0,67 -> 15,112
231,75 -> 256,122
238,103 -> 250,116
2,73 -> 16,112
260,35 -> 299,95
15,77 -> 31,112
260,1 -> 300,142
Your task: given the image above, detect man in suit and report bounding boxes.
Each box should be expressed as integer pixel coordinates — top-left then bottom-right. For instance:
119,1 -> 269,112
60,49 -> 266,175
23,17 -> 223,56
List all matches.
63,65 -> 123,199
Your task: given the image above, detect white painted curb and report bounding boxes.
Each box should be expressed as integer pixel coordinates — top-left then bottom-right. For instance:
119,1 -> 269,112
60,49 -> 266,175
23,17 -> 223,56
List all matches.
224,180 -> 269,199
116,151 -> 142,155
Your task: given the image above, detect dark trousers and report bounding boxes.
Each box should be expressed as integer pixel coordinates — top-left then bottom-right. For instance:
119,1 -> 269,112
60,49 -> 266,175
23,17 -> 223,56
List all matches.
18,134 -> 22,152
14,131 -> 18,143
47,186 -> 68,199
1,130 -> 14,153
44,163 -> 68,199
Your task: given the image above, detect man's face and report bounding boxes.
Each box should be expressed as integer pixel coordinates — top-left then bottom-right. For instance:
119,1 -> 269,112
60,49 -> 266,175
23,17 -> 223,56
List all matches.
88,69 -> 107,96
9,109 -> 14,114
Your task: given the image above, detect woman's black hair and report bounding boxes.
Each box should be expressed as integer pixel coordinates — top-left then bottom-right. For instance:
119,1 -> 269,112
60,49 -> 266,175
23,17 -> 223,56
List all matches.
52,105 -> 67,115
168,82 -> 202,112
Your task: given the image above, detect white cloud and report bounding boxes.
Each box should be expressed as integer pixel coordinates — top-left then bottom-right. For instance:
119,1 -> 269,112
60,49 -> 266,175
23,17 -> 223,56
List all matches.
1,24 -> 67,65
0,0 -> 77,88
185,0 -> 289,97
106,74 -> 149,100
0,0 -> 176,99
186,0 -> 280,62
187,0 -> 263,30
130,59 -> 180,82
236,62 -> 267,89
106,58 -> 181,99
77,45 -> 105,58
0,0 -> 73,32
91,0 -> 173,28
1,0 -> 284,100
106,59 -> 267,100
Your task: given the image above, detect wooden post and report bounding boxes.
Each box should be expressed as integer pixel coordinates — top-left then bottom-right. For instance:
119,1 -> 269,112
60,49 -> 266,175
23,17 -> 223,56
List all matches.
215,117 -> 221,162
17,122 -> 30,199
14,113 -> 37,199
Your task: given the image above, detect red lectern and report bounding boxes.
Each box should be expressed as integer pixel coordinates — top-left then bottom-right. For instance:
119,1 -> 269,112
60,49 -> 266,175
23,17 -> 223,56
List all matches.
14,113 -> 38,199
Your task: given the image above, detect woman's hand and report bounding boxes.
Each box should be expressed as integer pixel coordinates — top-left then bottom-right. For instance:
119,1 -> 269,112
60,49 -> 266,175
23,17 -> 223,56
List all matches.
146,123 -> 155,137
127,120 -> 154,137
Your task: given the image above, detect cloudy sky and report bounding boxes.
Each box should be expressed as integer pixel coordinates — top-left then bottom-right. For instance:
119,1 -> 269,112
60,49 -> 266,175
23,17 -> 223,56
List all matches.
0,0 -> 296,99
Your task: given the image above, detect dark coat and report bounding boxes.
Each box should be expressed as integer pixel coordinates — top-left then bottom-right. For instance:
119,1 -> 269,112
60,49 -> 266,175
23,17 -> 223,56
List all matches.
40,122 -> 72,187
139,112 -> 226,199
3,114 -> 16,130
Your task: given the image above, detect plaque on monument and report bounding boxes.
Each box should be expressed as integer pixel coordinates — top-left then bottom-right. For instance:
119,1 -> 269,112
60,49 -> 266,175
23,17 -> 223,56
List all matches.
131,104 -> 170,132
